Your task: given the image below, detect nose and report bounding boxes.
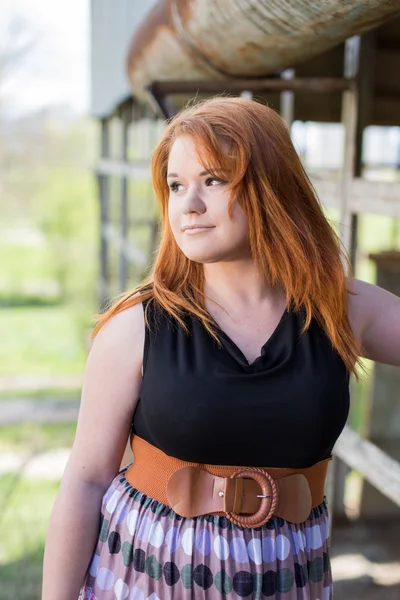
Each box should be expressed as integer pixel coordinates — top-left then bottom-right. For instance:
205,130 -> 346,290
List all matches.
182,186 -> 206,215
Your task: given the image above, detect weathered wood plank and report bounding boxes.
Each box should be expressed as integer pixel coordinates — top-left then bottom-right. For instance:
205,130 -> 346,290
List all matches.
334,425 -> 400,507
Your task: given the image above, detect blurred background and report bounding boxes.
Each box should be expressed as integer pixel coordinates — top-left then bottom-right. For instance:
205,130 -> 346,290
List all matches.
0,1 -> 400,598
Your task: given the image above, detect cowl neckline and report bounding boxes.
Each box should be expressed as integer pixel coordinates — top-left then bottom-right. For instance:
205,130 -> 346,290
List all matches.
212,305 -> 295,373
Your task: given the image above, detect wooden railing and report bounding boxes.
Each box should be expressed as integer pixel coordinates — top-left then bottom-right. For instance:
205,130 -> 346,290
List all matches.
334,426 -> 400,508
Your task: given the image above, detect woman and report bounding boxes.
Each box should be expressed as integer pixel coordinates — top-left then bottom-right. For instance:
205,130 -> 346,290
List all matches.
42,97 -> 400,600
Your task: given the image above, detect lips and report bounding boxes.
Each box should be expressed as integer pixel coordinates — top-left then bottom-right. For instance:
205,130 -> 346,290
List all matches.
182,225 -> 214,232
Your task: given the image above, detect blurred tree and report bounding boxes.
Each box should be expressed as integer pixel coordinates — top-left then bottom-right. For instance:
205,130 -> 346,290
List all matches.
32,129 -> 98,303
0,9 -> 39,219
0,6 -> 97,305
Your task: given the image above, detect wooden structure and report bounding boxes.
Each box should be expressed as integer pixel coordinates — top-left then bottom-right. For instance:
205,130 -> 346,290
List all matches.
91,1 -> 400,524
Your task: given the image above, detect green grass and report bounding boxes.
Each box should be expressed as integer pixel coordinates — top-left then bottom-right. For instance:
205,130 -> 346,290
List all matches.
0,548 -> 46,600
0,305 -> 92,377
0,475 -> 60,600
0,123 -> 97,597
0,388 -> 81,402
0,239 -> 55,291
0,421 -> 75,598
0,217 -> 97,385
0,422 -> 76,454
0,423 -> 75,599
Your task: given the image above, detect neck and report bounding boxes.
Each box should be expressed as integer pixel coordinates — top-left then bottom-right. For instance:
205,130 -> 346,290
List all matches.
203,258 -> 284,310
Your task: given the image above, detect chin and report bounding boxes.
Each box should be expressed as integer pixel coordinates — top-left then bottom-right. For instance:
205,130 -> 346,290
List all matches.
177,237 -> 249,264
181,248 -> 232,264
182,252 -> 219,264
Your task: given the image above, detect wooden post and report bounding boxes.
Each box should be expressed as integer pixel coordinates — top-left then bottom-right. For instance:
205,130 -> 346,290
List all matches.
350,32 -> 376,272
98,117 -> 110,308
331,32 -> 377,526
339,36 -> 360,257
328,36 -> 361,530
280,68 -> 295,128
119,103 -> 130,292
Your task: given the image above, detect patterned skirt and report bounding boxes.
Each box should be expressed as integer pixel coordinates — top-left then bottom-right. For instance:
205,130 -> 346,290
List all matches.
80,467 -> 333,600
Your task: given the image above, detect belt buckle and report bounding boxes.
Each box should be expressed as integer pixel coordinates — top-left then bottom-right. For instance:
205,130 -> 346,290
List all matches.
226,467 -> 278,528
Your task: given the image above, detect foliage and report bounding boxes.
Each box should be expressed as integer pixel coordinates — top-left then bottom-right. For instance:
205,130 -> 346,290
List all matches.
0,115 -> 99,382
31,165 -> 98,301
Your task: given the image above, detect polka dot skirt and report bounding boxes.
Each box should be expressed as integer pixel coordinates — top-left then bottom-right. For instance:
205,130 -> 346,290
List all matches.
79,467 -> 333,599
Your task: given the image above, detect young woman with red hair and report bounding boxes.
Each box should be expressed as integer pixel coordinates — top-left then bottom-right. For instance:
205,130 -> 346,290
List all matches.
43,97 -> 400,600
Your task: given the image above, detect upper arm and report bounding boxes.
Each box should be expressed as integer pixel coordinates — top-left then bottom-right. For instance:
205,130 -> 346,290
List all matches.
347,278 -> 400,366
66,302 -> 145,489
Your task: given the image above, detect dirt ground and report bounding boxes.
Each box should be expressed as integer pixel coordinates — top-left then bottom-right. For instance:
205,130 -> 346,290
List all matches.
330,520 -> 400,599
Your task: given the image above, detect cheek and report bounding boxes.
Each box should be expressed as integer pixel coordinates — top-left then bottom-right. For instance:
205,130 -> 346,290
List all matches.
168,200 -> 180,232
168,201 -> 186,251
230,202 -> 249,236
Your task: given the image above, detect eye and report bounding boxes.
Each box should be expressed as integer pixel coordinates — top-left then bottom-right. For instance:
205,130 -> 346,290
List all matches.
205,177 -> 225,187
169,181 -> 184,193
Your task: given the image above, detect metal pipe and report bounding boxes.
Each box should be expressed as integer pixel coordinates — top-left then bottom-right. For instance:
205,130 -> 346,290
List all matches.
127,0 -> 400,102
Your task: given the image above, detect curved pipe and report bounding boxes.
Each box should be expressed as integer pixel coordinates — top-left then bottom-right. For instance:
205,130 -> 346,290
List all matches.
127,0 -> 400,102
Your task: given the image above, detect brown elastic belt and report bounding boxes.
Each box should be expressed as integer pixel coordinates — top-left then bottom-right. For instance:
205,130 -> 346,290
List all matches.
125,436 -> 331,528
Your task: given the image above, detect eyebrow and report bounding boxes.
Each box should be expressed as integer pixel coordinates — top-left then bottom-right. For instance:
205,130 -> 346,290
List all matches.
167,170 -> 210,178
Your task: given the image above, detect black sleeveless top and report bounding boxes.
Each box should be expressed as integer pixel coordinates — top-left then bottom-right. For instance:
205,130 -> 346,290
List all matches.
132,300 -> 350,469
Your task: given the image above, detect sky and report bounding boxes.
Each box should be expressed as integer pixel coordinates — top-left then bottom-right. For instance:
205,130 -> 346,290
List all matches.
0,0 -> 89,117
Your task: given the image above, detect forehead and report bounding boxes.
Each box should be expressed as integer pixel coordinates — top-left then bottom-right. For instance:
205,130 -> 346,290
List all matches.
167,136 -> 200,167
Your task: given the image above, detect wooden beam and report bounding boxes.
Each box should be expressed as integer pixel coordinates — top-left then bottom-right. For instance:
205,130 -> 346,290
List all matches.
334,425 -> 400,508
148,77 -> 355,97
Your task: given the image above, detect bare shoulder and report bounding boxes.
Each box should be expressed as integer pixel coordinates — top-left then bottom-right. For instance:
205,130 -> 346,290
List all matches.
84,301 -> 146,423
68,302 -> 145,488
346,277 -> 366,340
91,302 -> 145,360
346,277 -> 400,364
346,277 -> 384,337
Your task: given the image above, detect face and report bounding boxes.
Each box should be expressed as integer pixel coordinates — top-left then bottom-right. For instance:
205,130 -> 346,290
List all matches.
167,136 -> 250,264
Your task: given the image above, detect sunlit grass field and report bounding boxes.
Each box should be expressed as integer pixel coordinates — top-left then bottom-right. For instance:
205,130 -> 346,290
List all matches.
0,422 -> 77,454
0,166 -> 97,595
0,305 -> 92,377
0,217 -> 97,379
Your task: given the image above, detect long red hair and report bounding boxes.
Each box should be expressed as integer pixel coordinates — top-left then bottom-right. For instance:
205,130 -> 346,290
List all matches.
93,97 -> 362,377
